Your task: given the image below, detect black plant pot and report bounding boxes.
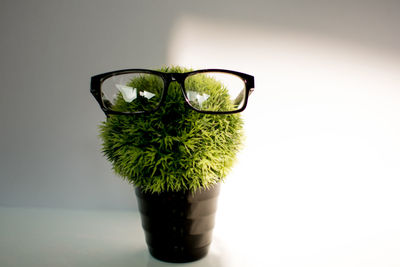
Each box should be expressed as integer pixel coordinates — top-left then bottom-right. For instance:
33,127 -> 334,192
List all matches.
135,183 -> 221,263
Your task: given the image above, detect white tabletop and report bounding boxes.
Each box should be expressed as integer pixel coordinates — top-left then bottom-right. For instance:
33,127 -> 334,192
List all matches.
0,206 -> 237,267
1,203 -> 400,267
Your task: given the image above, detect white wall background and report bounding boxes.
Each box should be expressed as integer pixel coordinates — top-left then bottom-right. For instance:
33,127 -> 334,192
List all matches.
1,0 -> 399,232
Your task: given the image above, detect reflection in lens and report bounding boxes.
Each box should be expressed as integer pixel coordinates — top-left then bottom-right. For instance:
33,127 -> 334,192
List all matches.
186,90 -> 210,106
184,72 -> 245,112
115,84 -> 137,103
101,73 -> 164,113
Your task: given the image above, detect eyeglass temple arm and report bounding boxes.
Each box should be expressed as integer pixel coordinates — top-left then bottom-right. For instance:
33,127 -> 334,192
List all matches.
247,76 -> 255,94
91,77 -> 110,117
233,89 -> 254,106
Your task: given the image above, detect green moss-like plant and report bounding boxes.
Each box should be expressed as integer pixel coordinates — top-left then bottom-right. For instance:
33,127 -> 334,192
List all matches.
99,66 -> 243,193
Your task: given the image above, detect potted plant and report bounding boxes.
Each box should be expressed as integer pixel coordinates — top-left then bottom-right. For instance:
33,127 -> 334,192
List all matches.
90,66 -> 254,262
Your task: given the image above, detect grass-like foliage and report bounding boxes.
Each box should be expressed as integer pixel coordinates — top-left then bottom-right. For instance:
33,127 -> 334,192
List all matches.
99,66 -> 244,193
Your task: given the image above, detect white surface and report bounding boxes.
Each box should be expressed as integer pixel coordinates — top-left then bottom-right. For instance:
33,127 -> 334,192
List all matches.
2,196 -> 400,267
0,206 -> 236,267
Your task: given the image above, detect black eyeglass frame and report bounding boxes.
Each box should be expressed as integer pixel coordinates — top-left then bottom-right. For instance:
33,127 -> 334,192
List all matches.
90,68 -> 255,116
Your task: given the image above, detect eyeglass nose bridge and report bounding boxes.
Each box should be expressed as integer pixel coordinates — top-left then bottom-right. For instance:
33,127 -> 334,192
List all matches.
168,73 -> 186,84
161,73 -> 187,103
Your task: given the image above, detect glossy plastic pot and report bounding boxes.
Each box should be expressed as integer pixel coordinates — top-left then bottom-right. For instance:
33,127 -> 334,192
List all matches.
135,183 -> 221,263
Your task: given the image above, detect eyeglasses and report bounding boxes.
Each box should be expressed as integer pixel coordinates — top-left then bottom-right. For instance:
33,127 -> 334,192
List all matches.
90,69 -> 255,115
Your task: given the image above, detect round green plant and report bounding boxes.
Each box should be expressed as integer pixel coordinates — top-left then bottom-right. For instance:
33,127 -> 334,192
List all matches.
100,66 -> 244,193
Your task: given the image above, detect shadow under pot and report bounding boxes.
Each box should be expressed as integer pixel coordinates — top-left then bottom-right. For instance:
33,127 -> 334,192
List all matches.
135,183 -> 221,263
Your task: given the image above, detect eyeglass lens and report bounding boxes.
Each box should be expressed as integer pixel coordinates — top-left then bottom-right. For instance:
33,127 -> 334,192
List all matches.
101,73 -> 164,113
184,72 -> 246,112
